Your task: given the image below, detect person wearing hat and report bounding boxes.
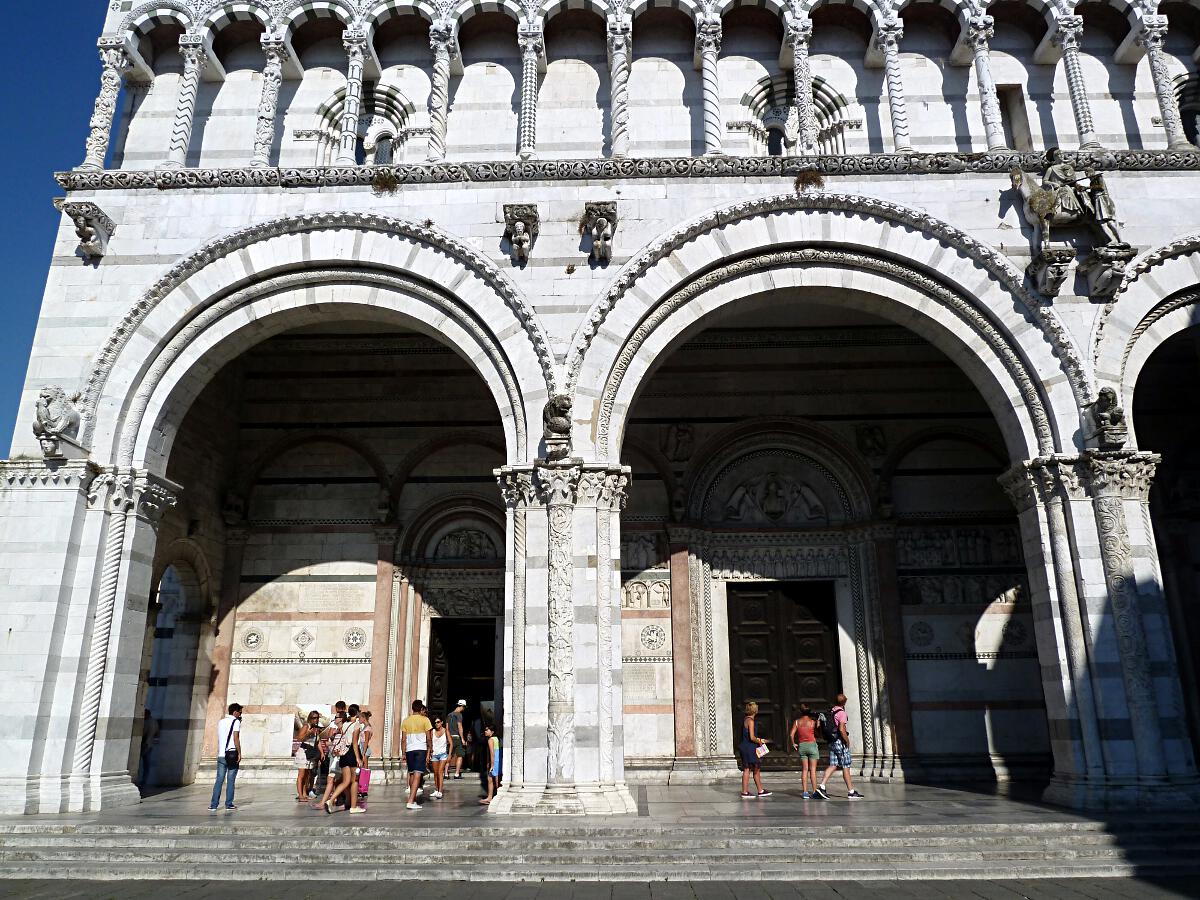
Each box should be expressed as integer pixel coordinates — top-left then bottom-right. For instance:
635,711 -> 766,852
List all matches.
209,703 -> 243,811
447,700 -> 467,780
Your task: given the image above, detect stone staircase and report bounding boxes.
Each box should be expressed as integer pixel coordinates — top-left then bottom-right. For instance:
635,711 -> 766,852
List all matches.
1,819 -> 1200,880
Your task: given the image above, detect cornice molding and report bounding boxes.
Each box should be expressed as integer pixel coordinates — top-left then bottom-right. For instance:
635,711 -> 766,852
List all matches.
54,149 -> 1200,192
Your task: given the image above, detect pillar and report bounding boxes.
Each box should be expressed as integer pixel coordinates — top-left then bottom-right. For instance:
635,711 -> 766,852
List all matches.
607,15 -> 632,158
875,22 -> 912,153
368,528 -> 398,731
1138,16 -> 1195,151
335,28 -> 368,166
517,25 -> 543,160
785,13 -> 818,154
164,34 -> 208,168
427,19 -> 456,162
696,13 -> 724,155
1053,16 -> 1102,150
967,15 -> 1009,152
870,525 -> 917,763
250,36 -> 285,167
492,464 -> 635,815
202,525 -> 248,759
80,38 -> 131,170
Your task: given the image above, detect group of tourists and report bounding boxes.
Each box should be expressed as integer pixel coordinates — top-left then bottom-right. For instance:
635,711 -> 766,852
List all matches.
208,698 -> 502,812
738,692 -> 865,801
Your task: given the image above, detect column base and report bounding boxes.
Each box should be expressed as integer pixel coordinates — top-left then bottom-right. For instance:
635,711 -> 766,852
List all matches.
667,756 -> 740,784
1168,140 -> 1199,152
488,782 -> 636,815
0,772 -> 142,815
1078,140 -> 1104,151
1044,773 -> 1200,810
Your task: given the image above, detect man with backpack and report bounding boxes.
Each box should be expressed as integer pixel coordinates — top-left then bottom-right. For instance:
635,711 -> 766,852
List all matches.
814,693 -> 864,801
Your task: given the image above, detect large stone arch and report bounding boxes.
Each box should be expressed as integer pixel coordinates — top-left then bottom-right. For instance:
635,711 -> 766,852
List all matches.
1094,234 -> 1200,441
85,213 -> 555,468
567,193 -> 1086,465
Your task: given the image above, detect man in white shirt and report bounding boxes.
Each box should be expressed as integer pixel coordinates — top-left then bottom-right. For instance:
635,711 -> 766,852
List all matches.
209,703 -> 242,811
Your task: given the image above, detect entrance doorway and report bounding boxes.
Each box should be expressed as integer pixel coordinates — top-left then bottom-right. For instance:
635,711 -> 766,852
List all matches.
727,582 -> 841,762
427,618 -> 499,719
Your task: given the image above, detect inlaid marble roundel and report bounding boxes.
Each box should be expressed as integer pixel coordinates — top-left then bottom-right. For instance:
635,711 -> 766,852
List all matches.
242,628 -> 264,652
908,621 -> 935,648
344,627 -> 367,651
639,624 -> 667,651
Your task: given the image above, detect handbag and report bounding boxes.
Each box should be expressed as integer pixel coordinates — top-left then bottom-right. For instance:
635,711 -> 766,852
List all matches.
223,719 -> 239,769
358,767 -> 371,794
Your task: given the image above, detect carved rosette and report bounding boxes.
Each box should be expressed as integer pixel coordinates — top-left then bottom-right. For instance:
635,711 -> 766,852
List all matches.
874,22 -> 912,153
252,37 -> 286,167
81,38 -> 131,170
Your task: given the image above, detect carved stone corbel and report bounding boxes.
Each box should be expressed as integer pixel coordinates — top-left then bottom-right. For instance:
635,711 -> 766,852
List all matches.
503,203 -> 539,264
32,385 -> 86,459
583,201 -> 618,263
54,199 -> 115,260
1080,242 -> 1136,302
1026,247 -> 1075,298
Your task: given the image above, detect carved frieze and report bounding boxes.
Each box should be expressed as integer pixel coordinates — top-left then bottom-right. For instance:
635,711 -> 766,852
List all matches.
433,528 -> 498,561
898,574 -> 1027,606
895,525 -> 1023,569
620,579 -> 670,609
621,532 -> 667,572
423,586 -> 503,617
707,545 -> 849,580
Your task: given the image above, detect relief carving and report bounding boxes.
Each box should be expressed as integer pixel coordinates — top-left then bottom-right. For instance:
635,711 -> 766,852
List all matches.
898,574 -> 1027,606
32,386 -> 84,459
620,579 -> 670,609
423,586 -> 503,617
723,472 -> 826,525
620,533 -> 666,571
433,528 -> 498,561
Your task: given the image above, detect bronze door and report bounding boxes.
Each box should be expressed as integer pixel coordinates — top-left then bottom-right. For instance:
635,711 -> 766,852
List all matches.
727,582 -> 840,764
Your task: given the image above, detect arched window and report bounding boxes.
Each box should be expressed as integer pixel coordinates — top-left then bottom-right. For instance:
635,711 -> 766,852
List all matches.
313,85 -> 415,165
374,134 -> 395,165
766,126 -> 785,156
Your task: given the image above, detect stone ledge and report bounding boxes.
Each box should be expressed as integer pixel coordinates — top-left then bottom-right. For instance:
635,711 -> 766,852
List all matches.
56,149 -> 1200,193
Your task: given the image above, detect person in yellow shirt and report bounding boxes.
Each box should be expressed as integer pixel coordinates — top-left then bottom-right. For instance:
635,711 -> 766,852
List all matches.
400,700 -> 433,811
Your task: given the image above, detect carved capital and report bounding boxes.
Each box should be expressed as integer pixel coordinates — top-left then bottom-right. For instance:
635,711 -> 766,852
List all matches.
967,15 -> 995,50
1026,246 -> 1075,298
607,14 -> 632,52
874,21 -> 904,53
85,469 -> 179,525
1052,16 -> 1084,52
1080,242 -> 1136,302
785,13 -> 813,49
1000,455 -> 1087,511
696,16 -> 722,54
496,466 -> 538,508
577,466 -> 631,510
518,25 -> 544,57
1136,15 -> 1169,52
1081,450 -> 1159,500
97,36 -> 131,72
343,28 -> 368,57
535,462 -> 582,507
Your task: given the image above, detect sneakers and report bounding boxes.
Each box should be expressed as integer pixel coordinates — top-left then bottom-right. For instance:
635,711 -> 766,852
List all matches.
847,791 -> 865,800
801,791 -> 811,800
757,791 -> 772,798
416,786 -> 424,796
814,786 -> 829,800
225,805 -> 237,811
324,800 -> 334,814
207,806 -> 218,812
740,792 -> 756,800
348,807 -> 365,815
431,790 -> 444,799
453,773 -> 463,779
406,802 -> 421,810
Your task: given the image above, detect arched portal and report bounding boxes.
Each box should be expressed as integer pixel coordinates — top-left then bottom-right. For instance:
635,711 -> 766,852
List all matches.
616,299 -> 1051,785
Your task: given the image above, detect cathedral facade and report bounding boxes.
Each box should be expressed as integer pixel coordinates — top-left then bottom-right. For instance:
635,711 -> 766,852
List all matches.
3,0 -> 1200,815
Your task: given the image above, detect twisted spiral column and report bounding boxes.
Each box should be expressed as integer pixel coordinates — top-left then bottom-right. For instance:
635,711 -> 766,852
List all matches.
336,30 -> 368,165
80,39 -> 130,170
875,22 -> 912,153
696,15 -> 724,155
968,16 -> 1008,151
1053,17 -> 1101,150
70,475 -> 133,779
251,37 -> 285,167
518,26 -> 543,160
427,23 -> 456,162
607,17 -> 632,158
1139,16 -> 1194,150
165,34 -> 208,168
786,15 -> 818,154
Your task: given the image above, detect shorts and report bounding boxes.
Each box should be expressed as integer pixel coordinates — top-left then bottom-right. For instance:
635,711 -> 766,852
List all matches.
451,737 -> 465,759
739,744 -> 761,770
406,749 -> 428,774
338,750 -> 357,770
796,741 -> 819,761
828,739 -> 852,769
432,751 -> 449,762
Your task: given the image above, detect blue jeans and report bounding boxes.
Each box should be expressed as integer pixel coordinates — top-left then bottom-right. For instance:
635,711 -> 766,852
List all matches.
210,757 -> 238,808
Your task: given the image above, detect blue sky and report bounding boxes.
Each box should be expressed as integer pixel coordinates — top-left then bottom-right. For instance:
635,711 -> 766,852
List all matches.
0,8 -> 104,445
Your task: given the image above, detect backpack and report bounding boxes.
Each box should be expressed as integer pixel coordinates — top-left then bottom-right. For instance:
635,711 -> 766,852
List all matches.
819,708 -> 843,744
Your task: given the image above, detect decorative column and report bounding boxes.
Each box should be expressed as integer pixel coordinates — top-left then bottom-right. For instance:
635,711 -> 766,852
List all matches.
164,34 -> 208,168
696,11 -> 724,155
335,28 -> 368,166
251,36 -> 286,167
517,24 -> 544,160
427,19 -> 457,162
607,15 -> 632,158
874,21 -> 912,153
785,13 -> 818,154
71,470 -> 178,809
967,15 -> 1009,151
80,38 -> 131,170
1053,16 -> 1101,150
368,527 -> 398,729
1138,16 -> 1194,151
